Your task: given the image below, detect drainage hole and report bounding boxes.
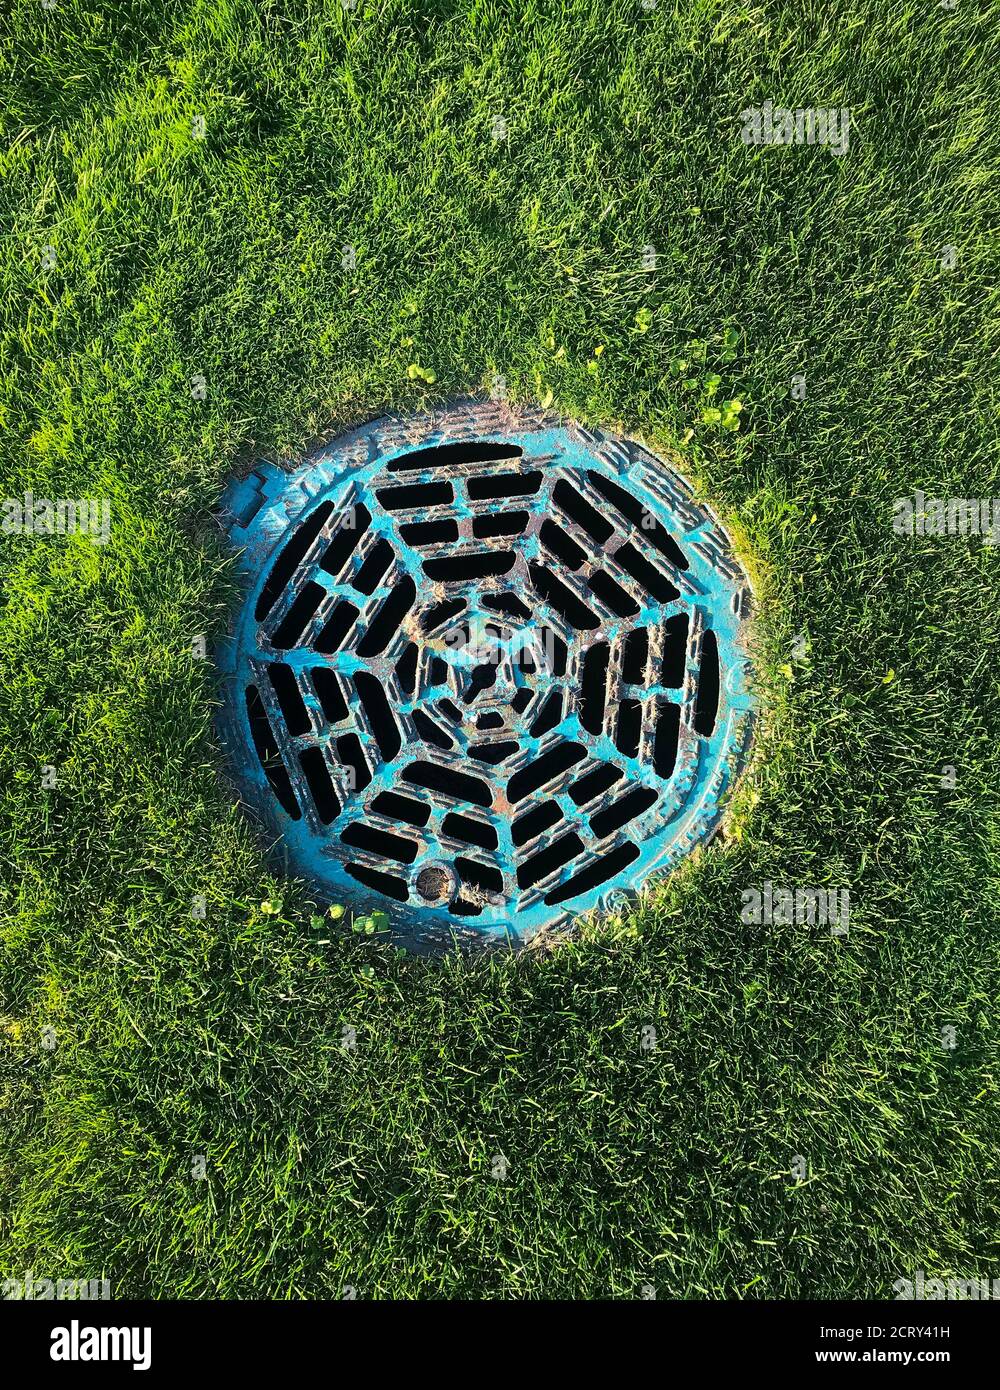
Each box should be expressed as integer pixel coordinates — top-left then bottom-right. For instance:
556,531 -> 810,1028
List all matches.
512,799 -> 562,848
345,862 -> 409,902
517,833 -> 584,890
341,822 -> 419,864
694,628 -> 720,737
416,865 -> 452,901
545,842 -> 640,906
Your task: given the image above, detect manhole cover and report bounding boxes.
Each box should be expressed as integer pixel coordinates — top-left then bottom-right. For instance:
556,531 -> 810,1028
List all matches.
216,402 -> 755,947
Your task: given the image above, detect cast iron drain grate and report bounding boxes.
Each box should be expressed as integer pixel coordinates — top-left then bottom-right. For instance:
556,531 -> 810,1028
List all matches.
217,403 -> 755,947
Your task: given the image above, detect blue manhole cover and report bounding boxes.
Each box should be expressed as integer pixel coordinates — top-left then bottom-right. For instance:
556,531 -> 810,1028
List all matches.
216,403 -> 755,947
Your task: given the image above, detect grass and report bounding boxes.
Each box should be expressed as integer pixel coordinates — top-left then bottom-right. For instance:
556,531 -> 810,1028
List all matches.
1,0 -> 999,1299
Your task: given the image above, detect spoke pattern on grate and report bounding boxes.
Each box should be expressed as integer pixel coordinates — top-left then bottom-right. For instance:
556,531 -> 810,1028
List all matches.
219,407 -> 754,944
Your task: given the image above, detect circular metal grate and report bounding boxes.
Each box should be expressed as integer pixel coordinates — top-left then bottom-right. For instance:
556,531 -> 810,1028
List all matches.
217,403 -> 755,947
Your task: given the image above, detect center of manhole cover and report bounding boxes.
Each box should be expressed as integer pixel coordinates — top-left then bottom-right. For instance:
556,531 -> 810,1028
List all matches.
216,402 -> 755,947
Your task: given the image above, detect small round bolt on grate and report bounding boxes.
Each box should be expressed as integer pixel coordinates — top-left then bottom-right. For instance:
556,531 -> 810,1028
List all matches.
216,403 -> 756,948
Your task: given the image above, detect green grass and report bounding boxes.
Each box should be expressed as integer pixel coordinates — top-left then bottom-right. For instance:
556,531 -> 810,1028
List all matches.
2,0 -> 999,1299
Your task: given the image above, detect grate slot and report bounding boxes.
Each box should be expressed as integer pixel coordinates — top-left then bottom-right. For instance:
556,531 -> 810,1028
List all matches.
661,613 -> 689,688
469,740 -> 519,765
590,786 -> 658,840
371,790 -> 431,826
270,581 -> 326,649
586,470 -> 689,570
654,701 -> 681,778
512,799 -> 562,847
456,857 -> 503,894
312,667 -> 349,724
540,519 -> 586,570
569,763 -> 622,806
352,539 -> 395,595
357,576 -> 416,658
245,685 -> 301,819
422,597 -> 466,633
483,592 -> 532,620
517,833 -> 584,889
467,471 -> 542,499
336,733 -> 372,792
579,642 -> 610,736
345,862 -> 409,902
529,562 -> 600,632
443,813 -> 499,850
377,481 -> 453,510
473,510 -> 530,539
320,504 -> 371,578
299,746 -> 340,824
394,642 -> 418,695
255,501 -> 335,621
353,672 -> 402,760
694,628 -> 721,737
267,662 -> 311,737
613,544 -> 680,605
622,628 -> 649,686
587,570 -> 640,618
508,741 -> 586,803
461,662 -> 497,704
615,699 -> 642,759
314,600 -> 359,655
552,479 -> 614,543
530,690 -> 563,738
545,842 -> 640,906
387,440 -> 523,473
413,708 -> 454,750
399,519 -> 459,546
424,551 -> 516,582
402,760 -> 493,808
341,821 -> 419,864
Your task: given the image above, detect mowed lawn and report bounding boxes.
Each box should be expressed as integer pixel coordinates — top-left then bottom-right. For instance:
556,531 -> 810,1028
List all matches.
1,0 -> 999,1298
